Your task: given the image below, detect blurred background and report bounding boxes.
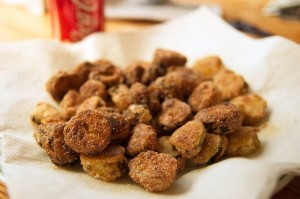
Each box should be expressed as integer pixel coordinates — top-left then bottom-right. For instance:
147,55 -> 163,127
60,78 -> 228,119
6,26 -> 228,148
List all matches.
0,0 -> 299,42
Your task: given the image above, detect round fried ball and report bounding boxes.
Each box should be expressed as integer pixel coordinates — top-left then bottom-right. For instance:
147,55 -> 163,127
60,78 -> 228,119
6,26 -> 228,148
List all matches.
191,133 -> 227,165
108,84 -> 133,111
80,145 -> 127,182
64,109 -> 112,155
130,82 -> 149,105
156,136 -> 179,157
126,124 -> 157,157
213,69 -> 248,101
31,102 -> 66,126
170,120 -> 206,159
37,123 -> 79,166
76,96 -> 106,113
225,126 -> 260,156
128,151 -> 177,192
230,94 -> 267,125
124,61 -> 151,85
188,81 -> 222,112
60,90 -> 81,119
98,109 -> 131,143
192,56 -> 224,79
194,103 -> 241,134
79,79 -> 107,101
158,98 -> 192,131
89,60 -> 124,87
123,104 -> 152,126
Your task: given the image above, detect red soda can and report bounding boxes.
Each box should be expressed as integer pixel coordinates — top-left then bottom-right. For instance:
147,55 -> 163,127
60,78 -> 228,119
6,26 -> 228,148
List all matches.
49,0 -> 104,42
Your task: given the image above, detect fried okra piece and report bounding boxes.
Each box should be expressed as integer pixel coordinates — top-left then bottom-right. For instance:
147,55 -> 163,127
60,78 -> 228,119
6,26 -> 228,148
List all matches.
158,98 -> 192,131
230,94 -> 267,125
79,79 -> 107,101
46,61 -> 92,102
72,61 -> 93,83
148,68 -> 201,101
31,102 -> 66,125
170,121 -> 206,159
64,109 -> 112,155
89,60 -> 124,87
191,134 -> 228,165
123,104 -> 152,126
156,136 -> 186,172
98,108 -> 131,143
149,48 -> 187,80
156,136 -> 179,157
129,151 -> 177,192
60,90 -> 81,119
130,82 -> 149,105
76,96 -> 106,113
108,84 -> 133,111
188,81 -> 222,112
80,145 -> 127,182
126,124 -> 157,157
194,103 -> 241,134
36,123 -> 79,165
225,126 -> 260,156
213,69 -> 248,101
192,56 -> 224,79
124,61 -> 151,85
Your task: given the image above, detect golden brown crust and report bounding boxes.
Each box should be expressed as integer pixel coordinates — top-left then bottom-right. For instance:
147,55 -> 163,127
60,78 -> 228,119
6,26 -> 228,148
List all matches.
192,56 -> 224,79
194,103 -> 241,134
130,82 -> 149,105
213,69 -> 248,101
98,109 -> 131,143
79,79 -> 107,101
191,134 -> 227,165
225,126 -> 260,156
64,109 -> 112,155
31,102 -> 66,125
76,96 -> 106,113
188,81 -> 222,112
46,71 -> 85,102
60,90 -> 81,119
148,69 -> 201,101
80,145 -> 127,181
124,61 -> 151,85
126,124 -> 157,157
123,104 -> 152,126
156,136 -> 179,157
170,121 -> 206,159
37,123 -> 79,165
149,48 -> 187,79
230,94 -> 267,125
128,151 -> 177,192
89,60 -> 124,87
108,84 -> 133,111
158,98 -> 192,131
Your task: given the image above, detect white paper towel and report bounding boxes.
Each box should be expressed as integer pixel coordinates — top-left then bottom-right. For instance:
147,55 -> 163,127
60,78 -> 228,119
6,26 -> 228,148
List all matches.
1,7 -> 300,199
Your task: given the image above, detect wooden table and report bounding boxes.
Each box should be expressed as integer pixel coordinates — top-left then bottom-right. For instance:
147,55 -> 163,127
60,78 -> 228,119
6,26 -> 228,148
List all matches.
0,0 -> 300,198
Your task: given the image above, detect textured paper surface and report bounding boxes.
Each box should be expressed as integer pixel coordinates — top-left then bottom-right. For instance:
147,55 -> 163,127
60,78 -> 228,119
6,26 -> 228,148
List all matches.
1,7 -> 300,199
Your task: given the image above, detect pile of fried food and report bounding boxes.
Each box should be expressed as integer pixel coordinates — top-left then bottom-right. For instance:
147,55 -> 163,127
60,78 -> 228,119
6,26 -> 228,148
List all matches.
31,48 -> 267,192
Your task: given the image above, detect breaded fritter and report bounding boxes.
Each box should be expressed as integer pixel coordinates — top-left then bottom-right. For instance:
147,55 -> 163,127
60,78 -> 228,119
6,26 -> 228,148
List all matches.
126,124 -> 157,157
64,109 -> 112,155
129,151 -> 177,192
231,94 -> 267,125
81,145 -> 127,181
194,103 -> 241,134
225,126 -> 260,156
170,121 -> 206,159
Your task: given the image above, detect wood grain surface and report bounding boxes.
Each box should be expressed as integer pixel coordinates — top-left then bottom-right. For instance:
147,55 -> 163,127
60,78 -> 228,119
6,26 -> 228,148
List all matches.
0,0 -> 300,198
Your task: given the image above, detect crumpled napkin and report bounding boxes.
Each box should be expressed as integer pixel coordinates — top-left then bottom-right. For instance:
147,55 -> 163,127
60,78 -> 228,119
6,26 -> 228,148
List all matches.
1,7 -> 300,199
